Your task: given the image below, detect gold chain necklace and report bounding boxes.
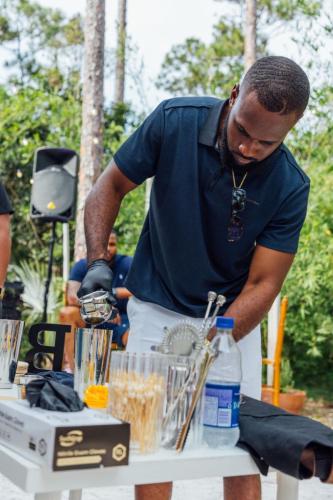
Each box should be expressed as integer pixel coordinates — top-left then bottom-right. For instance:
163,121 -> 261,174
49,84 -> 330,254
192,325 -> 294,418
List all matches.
232,168 -> 248,189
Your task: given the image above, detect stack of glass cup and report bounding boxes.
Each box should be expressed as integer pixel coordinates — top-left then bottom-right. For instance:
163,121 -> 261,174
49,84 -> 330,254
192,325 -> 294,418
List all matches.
108,352 -> 203,454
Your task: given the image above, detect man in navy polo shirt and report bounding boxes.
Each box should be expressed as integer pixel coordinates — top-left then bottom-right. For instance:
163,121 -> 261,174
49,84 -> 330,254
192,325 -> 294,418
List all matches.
78,56 -> 310,500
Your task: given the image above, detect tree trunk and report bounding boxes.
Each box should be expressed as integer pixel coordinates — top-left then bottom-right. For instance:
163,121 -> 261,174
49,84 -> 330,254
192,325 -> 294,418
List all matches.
114,0 -> 127,103
244,0 -> 257,71
74,0 -> 105,261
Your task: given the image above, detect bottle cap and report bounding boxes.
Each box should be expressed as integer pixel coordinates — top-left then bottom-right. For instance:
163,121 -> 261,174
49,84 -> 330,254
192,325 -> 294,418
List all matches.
216,316 -> 234,329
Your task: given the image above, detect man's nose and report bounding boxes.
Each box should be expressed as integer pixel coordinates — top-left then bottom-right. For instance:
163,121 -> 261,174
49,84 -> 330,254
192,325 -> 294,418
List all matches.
239,140 -> 259,158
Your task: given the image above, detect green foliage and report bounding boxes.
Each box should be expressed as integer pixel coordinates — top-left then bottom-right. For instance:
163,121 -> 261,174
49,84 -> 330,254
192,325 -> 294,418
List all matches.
0,86 -> 81,264
0,85 -> 143,265
0,0 -> 145,269
158,0 -> 323,97
11,260 -> 64,361
115,184 -> 146,256
11,260 -> 62,323
279,358 -> 295,392
281,87 -> 333,389
257,0 -> 321,21
0,0 -> 83,90
156,20 -> 248,96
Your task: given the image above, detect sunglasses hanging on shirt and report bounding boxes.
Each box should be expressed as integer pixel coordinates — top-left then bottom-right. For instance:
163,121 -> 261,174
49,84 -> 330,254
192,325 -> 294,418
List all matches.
227,169 -> 248,243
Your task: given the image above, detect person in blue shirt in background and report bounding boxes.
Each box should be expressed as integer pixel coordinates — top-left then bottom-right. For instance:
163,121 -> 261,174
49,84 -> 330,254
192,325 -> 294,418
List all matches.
60,230 -> 132,371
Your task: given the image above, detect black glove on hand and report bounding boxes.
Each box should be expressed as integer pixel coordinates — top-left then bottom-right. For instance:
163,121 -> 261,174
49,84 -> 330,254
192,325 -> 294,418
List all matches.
77,259 -> 114,299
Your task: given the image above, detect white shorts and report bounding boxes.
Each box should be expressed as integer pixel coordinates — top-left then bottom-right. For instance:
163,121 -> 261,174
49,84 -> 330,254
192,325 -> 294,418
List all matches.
126,296 -> 262,399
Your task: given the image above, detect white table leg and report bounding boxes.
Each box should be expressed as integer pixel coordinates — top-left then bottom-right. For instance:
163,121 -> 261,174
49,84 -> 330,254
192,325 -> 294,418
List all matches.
35,493 -> 62,500
276,471 -> 299,500
69,490 -> 83,500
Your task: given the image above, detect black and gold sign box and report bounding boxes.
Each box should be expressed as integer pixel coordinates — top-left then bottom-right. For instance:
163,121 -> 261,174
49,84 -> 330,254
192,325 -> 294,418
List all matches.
54,424 -> 130,470
0,400 -> 130,471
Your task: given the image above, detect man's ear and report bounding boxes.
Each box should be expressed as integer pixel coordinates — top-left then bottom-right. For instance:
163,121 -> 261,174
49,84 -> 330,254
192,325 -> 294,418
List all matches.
229,84 -> 240,106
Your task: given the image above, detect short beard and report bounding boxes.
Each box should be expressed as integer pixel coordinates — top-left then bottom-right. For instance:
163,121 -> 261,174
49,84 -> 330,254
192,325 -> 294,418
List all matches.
218,111 -> 258,170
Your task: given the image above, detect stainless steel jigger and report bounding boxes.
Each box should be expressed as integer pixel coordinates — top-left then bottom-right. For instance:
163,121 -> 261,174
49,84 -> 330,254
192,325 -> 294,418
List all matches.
79,290 -> 118,325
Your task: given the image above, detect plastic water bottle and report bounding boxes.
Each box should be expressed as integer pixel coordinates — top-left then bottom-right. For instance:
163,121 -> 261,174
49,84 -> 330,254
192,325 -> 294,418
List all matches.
203,317 -> 242,448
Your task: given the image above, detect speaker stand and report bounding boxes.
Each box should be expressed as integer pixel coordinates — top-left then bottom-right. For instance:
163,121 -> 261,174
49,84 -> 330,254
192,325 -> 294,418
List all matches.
42,221 -> 57,323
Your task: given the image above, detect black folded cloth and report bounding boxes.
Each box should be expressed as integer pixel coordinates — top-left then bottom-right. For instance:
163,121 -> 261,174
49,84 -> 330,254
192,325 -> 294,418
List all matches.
238,395 -> 333,482
37,370 -> 74,388
26,378 -> 84,412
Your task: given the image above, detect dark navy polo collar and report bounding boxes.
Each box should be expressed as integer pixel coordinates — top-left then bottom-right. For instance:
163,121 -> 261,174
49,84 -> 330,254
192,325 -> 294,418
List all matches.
198,99 -> 227,147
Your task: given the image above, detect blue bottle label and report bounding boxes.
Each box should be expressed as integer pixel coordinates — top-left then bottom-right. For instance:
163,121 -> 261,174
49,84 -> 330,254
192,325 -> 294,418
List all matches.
203,382 -> 240,428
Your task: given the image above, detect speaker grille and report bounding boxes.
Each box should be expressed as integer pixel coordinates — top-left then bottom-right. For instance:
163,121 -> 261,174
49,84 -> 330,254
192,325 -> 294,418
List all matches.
31,166 -> 75,216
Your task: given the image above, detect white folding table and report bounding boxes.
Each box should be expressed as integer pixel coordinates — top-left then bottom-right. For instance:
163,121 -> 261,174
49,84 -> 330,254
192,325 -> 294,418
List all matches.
0,442 -> 299,500
0,386 -> 299,499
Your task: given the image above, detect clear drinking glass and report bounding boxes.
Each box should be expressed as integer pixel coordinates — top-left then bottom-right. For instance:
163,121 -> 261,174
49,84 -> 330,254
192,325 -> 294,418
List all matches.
161,354 -> 204,450
108,351 -> 203,453
108,352 -> 168,454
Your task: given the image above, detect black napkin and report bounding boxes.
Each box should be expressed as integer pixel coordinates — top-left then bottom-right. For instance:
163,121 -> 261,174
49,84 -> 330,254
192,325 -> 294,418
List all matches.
26,378 -> 84,412
238,395 -> 333,481
36,370 -> 74,388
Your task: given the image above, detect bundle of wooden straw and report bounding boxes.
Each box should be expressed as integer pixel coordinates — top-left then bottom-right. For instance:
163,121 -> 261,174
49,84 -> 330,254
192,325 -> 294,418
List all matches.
109,370 -> 165,453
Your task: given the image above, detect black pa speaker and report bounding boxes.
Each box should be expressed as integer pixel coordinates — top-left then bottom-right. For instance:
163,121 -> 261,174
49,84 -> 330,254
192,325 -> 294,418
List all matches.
30,147 -> 79,222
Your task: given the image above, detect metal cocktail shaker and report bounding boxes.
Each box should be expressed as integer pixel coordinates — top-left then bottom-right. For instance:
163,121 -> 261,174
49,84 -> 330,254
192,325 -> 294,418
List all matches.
78,290 -> 117,326
74,327 -> 113,405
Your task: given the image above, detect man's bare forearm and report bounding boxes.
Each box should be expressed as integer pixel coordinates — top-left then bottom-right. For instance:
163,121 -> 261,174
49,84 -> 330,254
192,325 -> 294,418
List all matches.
223,281 -> 280,342
84,184 -> 122,263
84,163 -> 137,263
221,245 -> 294,342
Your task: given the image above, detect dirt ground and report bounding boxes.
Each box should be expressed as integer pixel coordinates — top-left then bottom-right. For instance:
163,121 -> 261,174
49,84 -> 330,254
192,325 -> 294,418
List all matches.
302,397 -> 333,427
